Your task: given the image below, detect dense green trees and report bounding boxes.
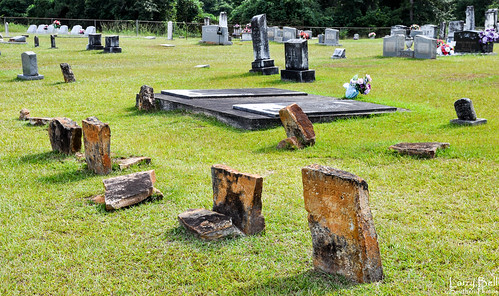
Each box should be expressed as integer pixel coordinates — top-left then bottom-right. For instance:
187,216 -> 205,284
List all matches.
1,0 -> 497,27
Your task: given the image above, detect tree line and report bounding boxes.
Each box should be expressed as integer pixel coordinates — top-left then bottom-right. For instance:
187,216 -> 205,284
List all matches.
1,0 -> 498,27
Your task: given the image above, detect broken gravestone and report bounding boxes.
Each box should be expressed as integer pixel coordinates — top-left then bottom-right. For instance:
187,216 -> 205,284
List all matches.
82,116 -> 111,175
29,117 -> 52,126
178,208 -> 244,241
114,156 -> 151,170
60,63 -> 76,83
450,98 -> 487,126
278,103 -> 315,149
302,164 -> 384,283
48,117 -> 82,154
389,142 -> 450,158
19,108 -> 30,120
136,85 -> 156,111
103,170 -> 157,210
276,136 -> 303,150
212,164 -> 265,235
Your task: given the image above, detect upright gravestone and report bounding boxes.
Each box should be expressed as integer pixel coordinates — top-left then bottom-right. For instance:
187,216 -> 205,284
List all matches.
204,17 -> 210,26
421,24 -> 438,39
83,116 -> 112,175
414,35 -> 437,59
4,22 -> 9,37
391,25 -> 407,36
331,48 -> 346,59
353,33 -> 359,40
219,12 -> 228,28
454,30 -> 481,53
318,34 -> 324,44
17,51 -> 44,80
281,39 -> 315,83
59,25 -> 69,34
383,34 -> 405,57
84,26 -> 96,36
71,25 -> 82,35
274,29 -> 283,43
167,21 -> 173,40
324,28 -> 340,46
104,35 -> 122,53
46,25 -> 55,34
283,27 -> 297,42
34,36 -> 39,47
448,21 -> 464,42
48,117 -> 82,154
484,9 -> 498,30
465,6 -> 475,31
60,63 -> 76,83
86,33 -> 104,50
249,14 -> 278,75
36,24 -> 46,34
439,21 -> 447,40
27,25 -> 37,34
267,26 -> 278,41
50,35 -> 57,49
201,25 -> 232,45
450,98 -> 487,125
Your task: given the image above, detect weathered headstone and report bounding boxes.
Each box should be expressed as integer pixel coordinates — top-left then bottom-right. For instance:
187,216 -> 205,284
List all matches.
17,51 -> 44,80
36,24 -> 46,34
4,22 -> 9,37
324,28 -> 340,46
86,33 -> 104,50
249,14 -> 279,75
58,25 -> 69,34
383,34 -> 405,57
9,36 -> 26,43
34,36 -> 39,47
414,35 -> 437,59
331,48 -> 346,59
391,25 -> 407,36
465,6 -> 475,31
48,117 -> 82,154
167,21 -> 173,40
204,17 -> 210,26
450,98 -> 487,125
50,34 -> 57,49
84,26 -> 96,36
60,63 -> 76,83
267,26 -> 278,41
392,29 -> 406,36
103,170 -> 157,210
274,29 -> 283,43
82,117 -> 112,175
211,164 -> 265,235
201,25 -> 232,45
103,35 -> 122,53
27,25 -> 37,34
19,108 -> 30,120
178,208 -> 244,241
389,142 -> 450,158
421,24 -> 438,39
318,34 -> 324,44
302,164 -> 384,283
283,26 -> 297,42
353,33 -> 359,40
484,9 -> 498,30
276,136 -> 303,150
281,39 -> 315,83
135,85 -> 156,111
448,21 -> 464,42
46,25 -> 55,34
279,103 -> 315,147
219,12 -> 228,27
29,117 -> 52,126
70,25 -> 82,35
409,30 -> 423,38
241,32 -> 252,41
439,21 -> 447,39
454,30 -> 481,53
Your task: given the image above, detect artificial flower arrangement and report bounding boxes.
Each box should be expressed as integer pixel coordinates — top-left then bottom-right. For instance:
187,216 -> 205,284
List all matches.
242,24 -> 251,33
368,32 -> 376,38
410,24 -> 420,31
234,24 -> 240,28
53,20 -> 61,29
436,39 -> 454,56
44,25 -> 48,30
343,74 -> 372,99
79,29 -> 85,34
479,28 -> 499,44
299,31 -> 310,39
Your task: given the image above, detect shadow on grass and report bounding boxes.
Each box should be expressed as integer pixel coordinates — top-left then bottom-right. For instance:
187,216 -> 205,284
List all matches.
37,167 -> 94,184
19,150 -> 74,164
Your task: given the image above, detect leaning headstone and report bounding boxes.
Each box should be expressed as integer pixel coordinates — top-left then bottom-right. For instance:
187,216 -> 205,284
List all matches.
84,26 -> 96,36
60,63 -> 76,83
267,26 -> 278,41
389,142 -> 450,158
34,36 -> 39,47
135,85 -> 156,111
450,98 -> 487,125
331,48 -> 346,59
249,14 -> 278,75
454,31 -> 481,53
212,164 -> 265,235
50,35 -> 57,49
219,12 -> 228,27
421,24 -> 438,39
83,117 -> 112,175
302,164 -> 384,283
283,26 -> 297,42
414,35 -> 437,59
167,21 -> 173,40
19,108 -> 30,120
439,21 -> 447,39
103,35 -> 122,53
281,39 -> 315,83
103,170 -> 157,210
178,208 -> 244,241
70,25 -> 82,35
448,21 -> 464,42
324,28 -> 340,46
484,9 -> 498,30
279,103 -> 315,147
4,22 -> 9,37
383,34 -> 405,57
17,51 -> 44,80
353,33 -> 359,40
48,117 -> 82,154
86,33 -> 104,50
465,6 -> 475,31
58,25 -> 69,34
27,25 -> 37,34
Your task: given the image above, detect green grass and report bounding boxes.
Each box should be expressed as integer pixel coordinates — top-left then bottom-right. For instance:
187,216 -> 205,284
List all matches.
0,32 -> 498,295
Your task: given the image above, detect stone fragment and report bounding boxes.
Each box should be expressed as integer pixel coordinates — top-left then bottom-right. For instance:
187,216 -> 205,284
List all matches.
178,208 -> 244,241
60,63 -> 76,83
276,136 -> 303,150
389,142 -> 450,158
302,164 -> 384,283
19,108 -> 30,120
48,117 -> 82,154
115,156 -> 151,170
194,64 -> 210,68
28,117 -> 52,126
82,116 -> 111,175
211,164 -> 265,235
103,170 -> 156,210
279,103 -> 315,147
50,34 -> 57,49
135,85 -> 156,111
91,194 -> 105,204
9,36 -> 26,43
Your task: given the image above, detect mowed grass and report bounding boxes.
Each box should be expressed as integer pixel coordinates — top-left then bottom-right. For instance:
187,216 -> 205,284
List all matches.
0,31 -> 498,295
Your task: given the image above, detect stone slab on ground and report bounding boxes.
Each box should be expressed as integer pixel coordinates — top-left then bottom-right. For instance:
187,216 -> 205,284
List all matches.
115,156 -> 151,170
29,117 -> 52,126
450,118 -> 487,125
389,142 -> 450,158
178,208 -> 244,241
103,170 -> 156,210
161,88 -> 307,99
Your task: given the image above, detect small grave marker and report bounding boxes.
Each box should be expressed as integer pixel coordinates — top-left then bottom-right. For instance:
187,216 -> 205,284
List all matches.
279,103 -> 315,147
17,51 -> 44,80
82,117 -> 112,175
281,39 -> 315,83
60,63 -> 76,83
103,35 -> 122,53
389,142 -> 450,158
450,98 -> 487,125
178,208 -> 244,241
331,48 -> 346,59
103,170 -> 157,210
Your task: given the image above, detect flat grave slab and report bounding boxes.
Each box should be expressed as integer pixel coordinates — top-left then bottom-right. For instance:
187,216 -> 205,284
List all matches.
160,88 -> 307,99
155,88 -> 399,130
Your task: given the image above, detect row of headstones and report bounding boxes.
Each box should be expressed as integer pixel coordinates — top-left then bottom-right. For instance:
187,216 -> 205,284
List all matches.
383,34 -> 437,59
26,24 -> 96,36
87,34 -> 122,53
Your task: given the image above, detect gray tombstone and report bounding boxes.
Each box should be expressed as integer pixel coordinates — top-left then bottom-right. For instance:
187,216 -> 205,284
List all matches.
36,24 -> 46,34
71,25 -> 82,35
281,39 -> 315,83
465,6 -> 475,31
267,26 -> 278,41
9,36 -> 26,43
58,25 -> 69,34
439,21 -> 447,39
318,34 -> 324,44
485,9 -> 498,30
421,25 -> 438,39
86,33 -> 104,50
84,26 -> 96,36
450,98 -> 487,125
324,28 -> 340,46
219,12 -> 228,28
283,27 -> 297,42
383,34 -> 405,57
410,30 -> 423,38
448,21 -> 464,42
275,29 -> 283,43
167,21 -> 173,40
46,25 -> 55,34
331,48 -> 346,59
454,30 -> 481,53
4,22 -> 9,37
304,30 -> 312,38
391,25 -> 407,36
104,35 -> 122,53
353,33 -> 359,40
50,34 -> 57,49
414,35 -> 436,59
392,29 -> 406,36
201,25 -> 232,45
249,14 -> 278,75
27,25 -> 37,34
17,51 -> 44,80
34,36 -> 39,47
204,17 -> 210,26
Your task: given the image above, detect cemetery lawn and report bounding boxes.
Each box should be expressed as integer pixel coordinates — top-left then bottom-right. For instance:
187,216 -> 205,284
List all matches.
0,33 -> 498,295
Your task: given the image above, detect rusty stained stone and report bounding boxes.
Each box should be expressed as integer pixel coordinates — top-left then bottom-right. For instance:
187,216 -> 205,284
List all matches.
389,142 -> 450,158
178,208 -> 244,241
48,117 -> 82,154
19,108 -> 30,120
135,85 -> 156,111
302,164 -> 383,283
103,170 -> 156,210
82,116 -> 111,175
279,103 -> 315,147
276,136 -> 304,150
211,164 -> 265,235
60,63 -> 76,83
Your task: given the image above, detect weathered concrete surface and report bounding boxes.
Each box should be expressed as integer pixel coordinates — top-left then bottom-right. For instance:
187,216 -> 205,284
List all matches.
82,116 -> 111,175
178,208 -> 244,241
302,164 -> 384,283
48,117 -> 82,154
103,170 -> 156,210
389,142 -> 450,158
212,164 -> 265,235
279,103 -> 315,147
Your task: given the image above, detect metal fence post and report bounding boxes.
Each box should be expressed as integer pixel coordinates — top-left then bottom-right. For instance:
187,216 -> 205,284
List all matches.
136,19 -> 139,36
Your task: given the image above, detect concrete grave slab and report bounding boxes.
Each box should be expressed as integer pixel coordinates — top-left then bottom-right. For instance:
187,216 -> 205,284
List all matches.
161,88 -> 307,99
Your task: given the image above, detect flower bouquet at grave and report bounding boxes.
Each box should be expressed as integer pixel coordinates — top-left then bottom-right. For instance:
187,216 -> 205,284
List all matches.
368,32 -> 376,39
300,31 -> 310,39
242,24 -> 251,33
79,29 -> 85,34
53,20 -> 61,29
410,24 -> 420,31
343,74 -> 372,99
478,29 -> 499,52
436,40 -> 454,56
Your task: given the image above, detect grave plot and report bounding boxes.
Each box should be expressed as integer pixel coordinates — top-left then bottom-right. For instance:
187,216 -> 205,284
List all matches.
155,88 -> 399,130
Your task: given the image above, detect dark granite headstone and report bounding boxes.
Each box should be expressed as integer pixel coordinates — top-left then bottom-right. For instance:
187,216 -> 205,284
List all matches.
249,14 -> 278,75
454,30 -> 481,53
450,98 -> 487,125
281,39 -> 315,83
50,34 -> 57,49
104,35 -> 122,53
86,33 -> 104,50
34,36 -> 39,47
